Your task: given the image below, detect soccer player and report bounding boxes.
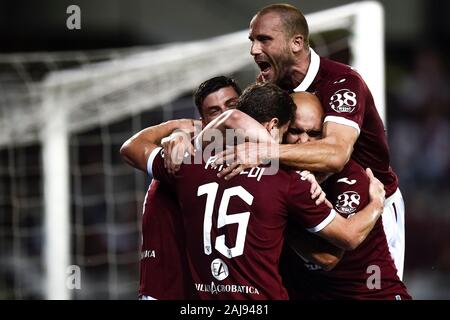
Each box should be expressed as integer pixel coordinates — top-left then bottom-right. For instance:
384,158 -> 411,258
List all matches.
214,3 -> 405,279
120,76 -> 241,299
147,82 -> 386,299
279,92 -> 411,299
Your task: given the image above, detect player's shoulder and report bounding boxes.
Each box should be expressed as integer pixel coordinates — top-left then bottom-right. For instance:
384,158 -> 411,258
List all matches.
329,159 -> 369,186
320,57 -> 365,85
284,169 -> 314,189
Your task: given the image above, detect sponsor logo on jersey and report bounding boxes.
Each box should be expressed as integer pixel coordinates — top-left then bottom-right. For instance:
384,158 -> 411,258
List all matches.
337,177 -> 357,185
140,249 -> 156,259
304,261 -> 323,271
333,78 -> 346,84
335,191 -> 360,215
329,89 -> 357,113
211,258 -> 229,281
194,282 -> 260,295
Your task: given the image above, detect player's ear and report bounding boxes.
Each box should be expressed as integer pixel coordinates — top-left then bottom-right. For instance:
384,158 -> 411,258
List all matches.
268,118 -> 279,131
291,34 -> 304,53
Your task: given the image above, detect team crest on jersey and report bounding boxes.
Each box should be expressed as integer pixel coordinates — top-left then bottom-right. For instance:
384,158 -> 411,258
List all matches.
335,191 -> 360,215
329,89 -> 357,113
211,258 -> 229,281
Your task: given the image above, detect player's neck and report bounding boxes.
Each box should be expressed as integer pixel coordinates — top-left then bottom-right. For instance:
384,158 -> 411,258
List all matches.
289,49 -> 311,90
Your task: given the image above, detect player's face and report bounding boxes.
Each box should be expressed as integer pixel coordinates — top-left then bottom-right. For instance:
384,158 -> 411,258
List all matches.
249,13 -> 295,86
275,122 -> 291,144
263,120 -> 291,144
200,86 -> 239,125
285,105 -> 323,144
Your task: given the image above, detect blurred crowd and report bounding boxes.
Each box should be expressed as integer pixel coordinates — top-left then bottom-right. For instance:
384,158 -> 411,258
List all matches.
387,45 -> 450,292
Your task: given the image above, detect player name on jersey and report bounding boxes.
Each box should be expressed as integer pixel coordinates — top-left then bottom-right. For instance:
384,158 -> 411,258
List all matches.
205,156 -> 266,181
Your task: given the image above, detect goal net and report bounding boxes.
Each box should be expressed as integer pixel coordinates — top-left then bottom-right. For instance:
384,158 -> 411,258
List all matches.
0,1 -> 384,299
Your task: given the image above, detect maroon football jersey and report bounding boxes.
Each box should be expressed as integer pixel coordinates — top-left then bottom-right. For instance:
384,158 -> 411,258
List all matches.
139,179 -> 195,299
281,159 -> 411,300
149,148 -> 335,300
295,49 -> 398,197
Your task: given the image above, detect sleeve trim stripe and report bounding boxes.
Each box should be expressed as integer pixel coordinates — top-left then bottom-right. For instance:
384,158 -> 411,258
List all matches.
147,147 -> 162,176
307,209 -> 337,233
324,116 -> 361,135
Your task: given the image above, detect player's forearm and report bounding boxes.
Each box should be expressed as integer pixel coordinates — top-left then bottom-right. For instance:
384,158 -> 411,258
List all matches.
287,227 -> 344,271
223,109 -> 274,143
278,138 -> 350,173
120,119 -> 194,172
197,110 -> 273,148
344,199 -> 384,250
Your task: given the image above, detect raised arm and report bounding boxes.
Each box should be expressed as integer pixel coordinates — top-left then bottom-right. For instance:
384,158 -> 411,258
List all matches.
120,119 -> 195,172
216,116 -> 358,180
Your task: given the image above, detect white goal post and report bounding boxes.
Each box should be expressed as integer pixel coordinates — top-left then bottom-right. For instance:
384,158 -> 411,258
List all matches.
307,1 -> 385,121
0,1 -> 385,299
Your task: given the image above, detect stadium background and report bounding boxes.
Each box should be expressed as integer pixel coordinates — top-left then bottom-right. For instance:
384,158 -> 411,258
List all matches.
0,0 -> 449,299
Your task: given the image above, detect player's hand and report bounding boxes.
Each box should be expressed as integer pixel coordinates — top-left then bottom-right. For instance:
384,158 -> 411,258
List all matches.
299,171 -> 333,208
214,142 -> 274,180
366,168 -> 385,209
161,129 -> 194,174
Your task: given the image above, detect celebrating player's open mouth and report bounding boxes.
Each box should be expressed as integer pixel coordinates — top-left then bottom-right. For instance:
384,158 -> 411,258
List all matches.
255,58 -> 272,80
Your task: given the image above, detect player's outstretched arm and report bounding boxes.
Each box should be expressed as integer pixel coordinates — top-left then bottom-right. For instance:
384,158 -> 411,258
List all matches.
215,121 -> 358,180
278,121 -> 358,173
120,119 -> 195,172
317,168 -> 385,250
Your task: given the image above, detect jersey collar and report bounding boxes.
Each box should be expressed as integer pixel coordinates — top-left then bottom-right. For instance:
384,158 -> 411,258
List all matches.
294,48 -> 320,92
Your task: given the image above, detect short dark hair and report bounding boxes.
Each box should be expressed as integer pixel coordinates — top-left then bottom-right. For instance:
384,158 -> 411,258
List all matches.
257,3 -> 309,48
237,82 -> 296,127
194,76 -> 242,116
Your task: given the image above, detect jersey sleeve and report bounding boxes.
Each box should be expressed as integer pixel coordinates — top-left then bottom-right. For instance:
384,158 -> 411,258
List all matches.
320,73 -> 369,135
286,172 -> 336,233
325,163 -> 370,217
147,147 -> 174,186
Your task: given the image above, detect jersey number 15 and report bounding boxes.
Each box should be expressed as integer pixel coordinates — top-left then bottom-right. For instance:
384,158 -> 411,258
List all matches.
197,182 -> 253,259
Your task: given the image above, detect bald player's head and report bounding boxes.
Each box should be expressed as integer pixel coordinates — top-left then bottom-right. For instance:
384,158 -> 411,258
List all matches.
285,91 -> 324,144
